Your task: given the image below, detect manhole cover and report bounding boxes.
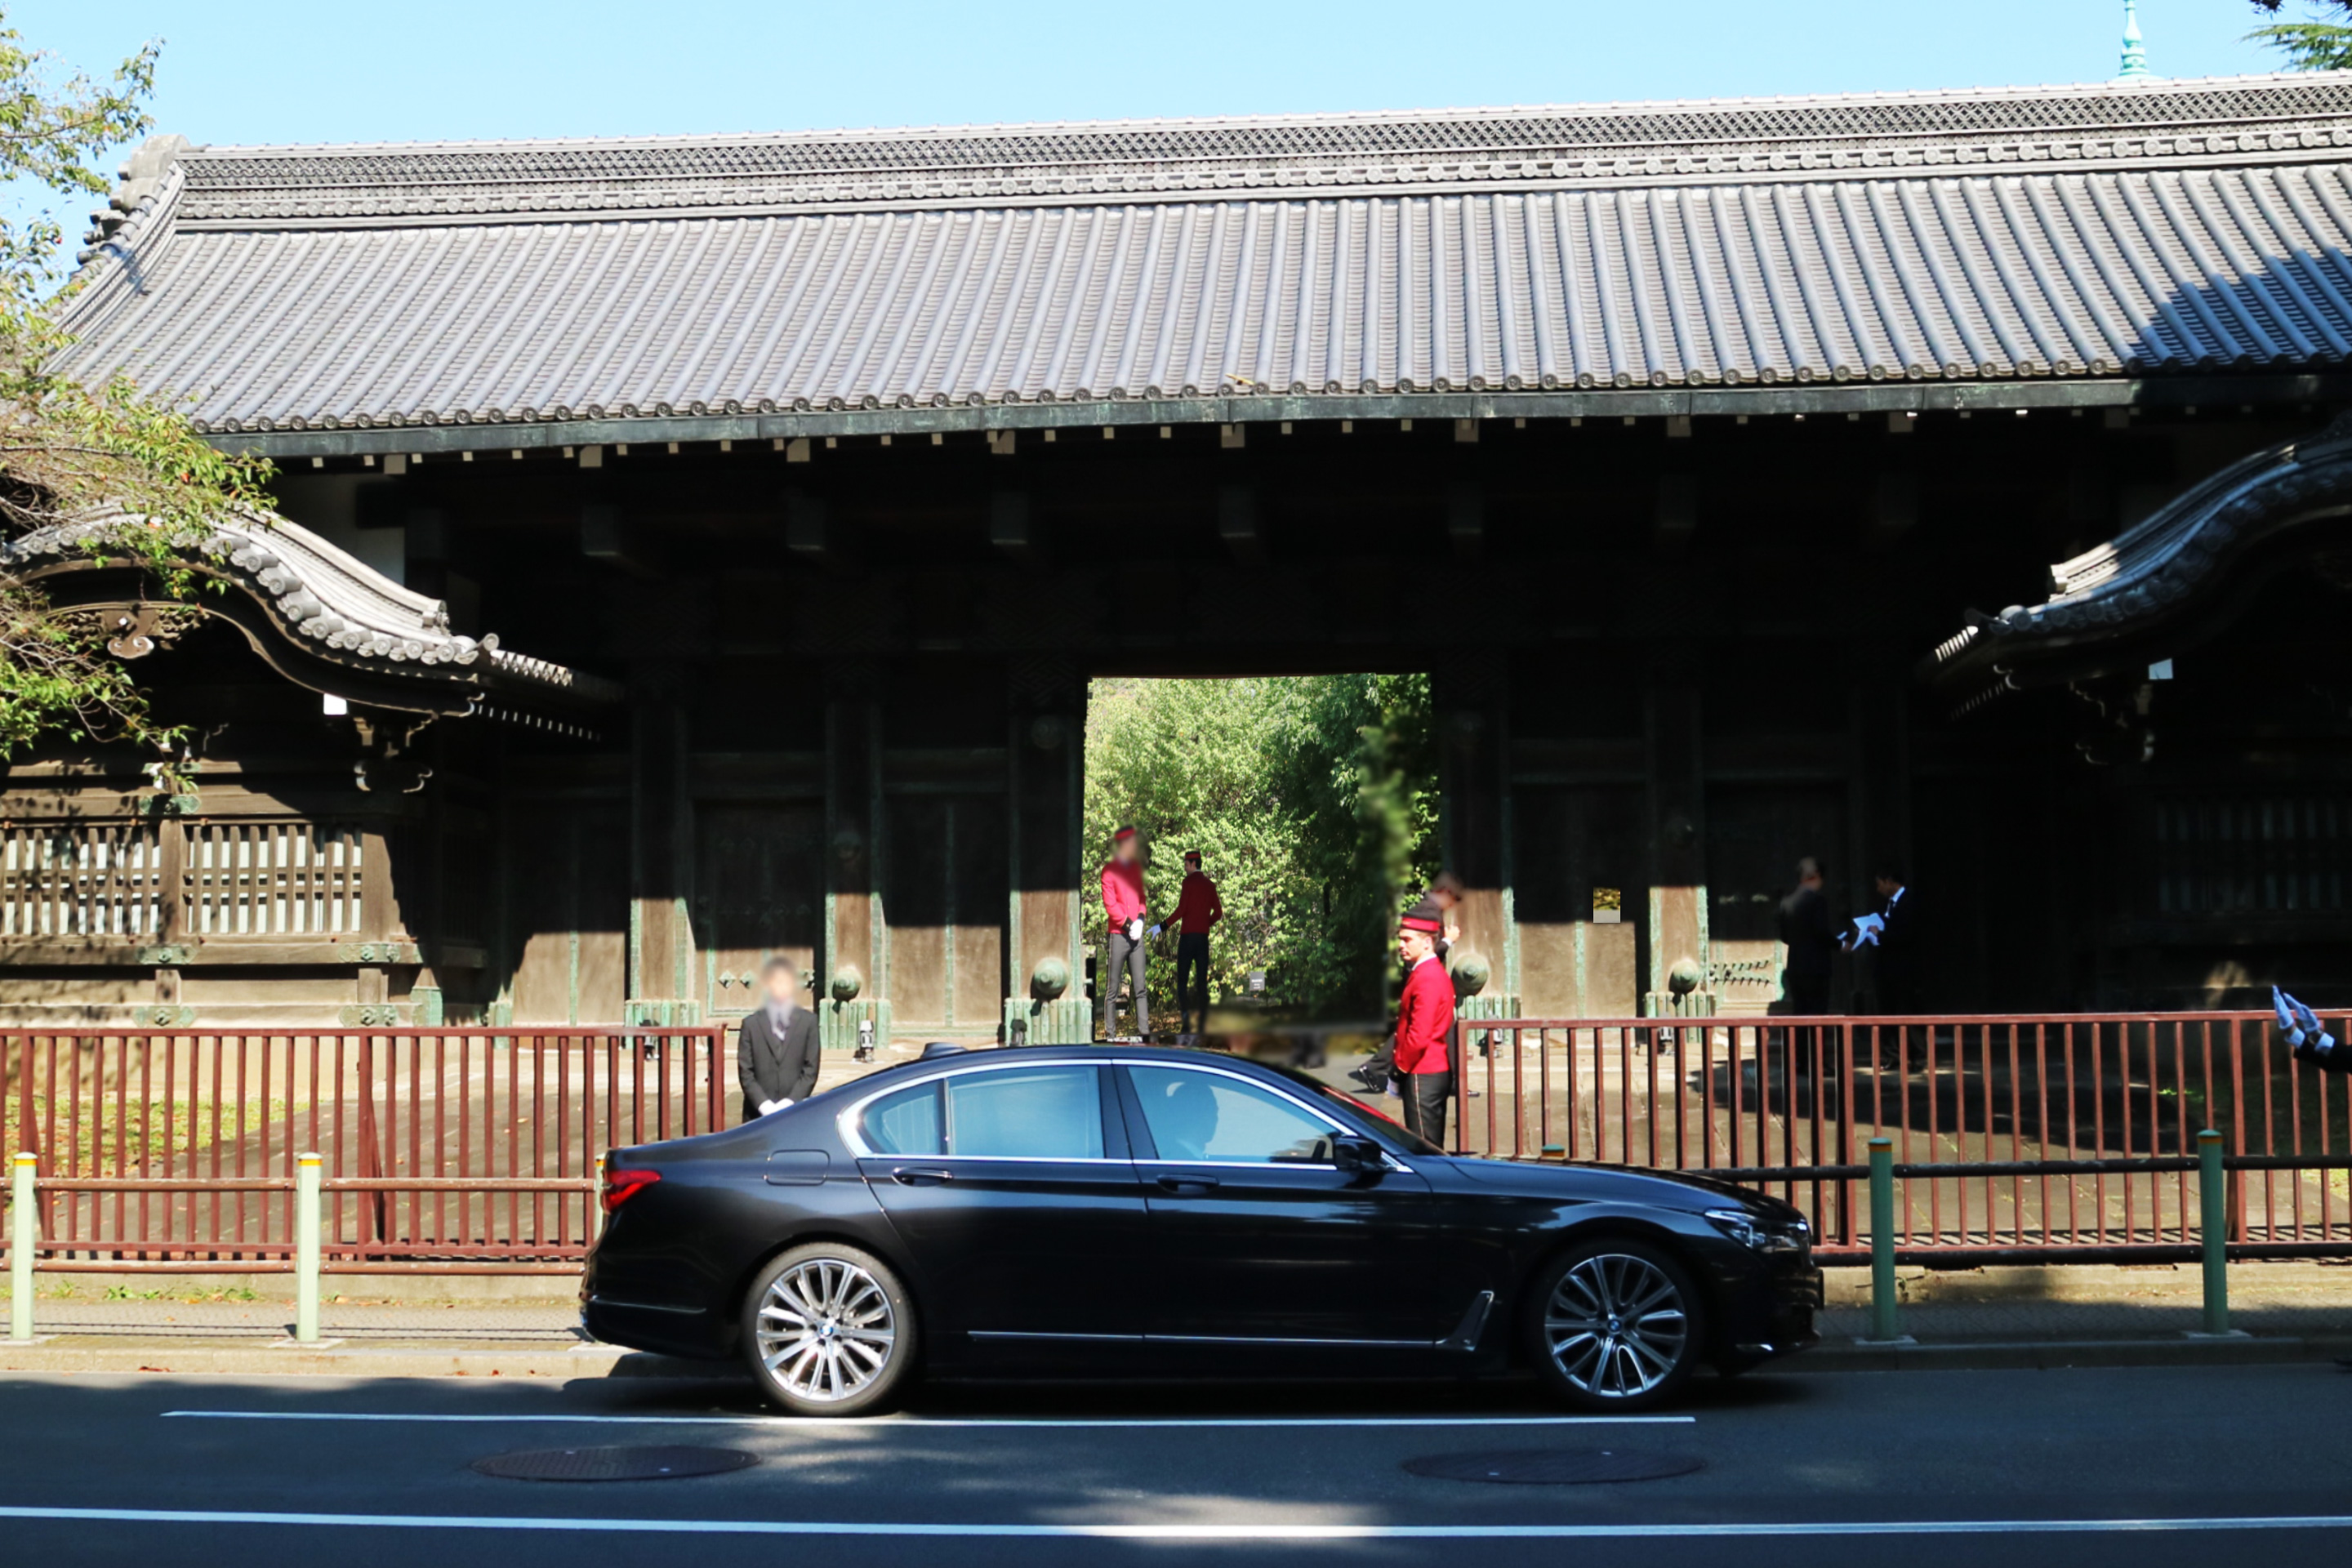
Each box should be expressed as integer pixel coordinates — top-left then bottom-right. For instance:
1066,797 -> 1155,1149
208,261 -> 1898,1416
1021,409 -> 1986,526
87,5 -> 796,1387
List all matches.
1402,1448 -> 1704,1485
472,1445 -> 760,1482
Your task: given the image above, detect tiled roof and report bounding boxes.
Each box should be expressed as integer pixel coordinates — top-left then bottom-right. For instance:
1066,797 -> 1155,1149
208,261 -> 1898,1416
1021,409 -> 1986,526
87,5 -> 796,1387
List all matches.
56,74 -> 2352,437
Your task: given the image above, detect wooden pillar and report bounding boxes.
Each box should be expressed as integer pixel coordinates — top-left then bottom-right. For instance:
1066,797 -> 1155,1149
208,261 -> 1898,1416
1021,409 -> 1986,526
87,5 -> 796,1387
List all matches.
626,670 -> 696,1024
821,659 -> 889,1048
1006,657 -> 1089,1043
1644,656 -> 1710,1015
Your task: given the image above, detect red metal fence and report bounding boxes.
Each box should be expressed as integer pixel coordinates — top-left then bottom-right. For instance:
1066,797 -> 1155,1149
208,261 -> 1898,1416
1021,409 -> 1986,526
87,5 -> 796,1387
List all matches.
4,1012 -> 2345,1274
2,1027 -> 728,1272
1452,1011 -> 2352,1263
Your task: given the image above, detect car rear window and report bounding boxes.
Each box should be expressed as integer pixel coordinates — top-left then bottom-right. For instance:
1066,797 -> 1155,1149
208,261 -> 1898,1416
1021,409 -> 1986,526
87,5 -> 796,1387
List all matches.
859,1066 -> 1104,1160
946,1067 -> 1102,1160
862,1080 -> 943,1155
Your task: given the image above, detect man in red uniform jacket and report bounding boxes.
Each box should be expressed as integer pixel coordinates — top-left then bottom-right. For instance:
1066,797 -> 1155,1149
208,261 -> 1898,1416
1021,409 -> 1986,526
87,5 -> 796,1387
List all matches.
1099,826 -> 1156,1040
1168,850 -> 1223,1036
1393,898 -> 1457,1145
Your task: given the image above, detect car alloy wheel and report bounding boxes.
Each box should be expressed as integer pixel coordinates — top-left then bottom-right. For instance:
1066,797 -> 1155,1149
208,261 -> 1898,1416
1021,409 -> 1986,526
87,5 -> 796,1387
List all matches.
1530,1241 -> 1699,1409
742,1242 -> 915,1414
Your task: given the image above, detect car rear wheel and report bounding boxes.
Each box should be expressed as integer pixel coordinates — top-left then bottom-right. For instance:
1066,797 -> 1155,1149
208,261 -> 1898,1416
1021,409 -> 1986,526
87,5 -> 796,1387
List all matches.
742,1243 -> 916,1416
1523,1239 -> 1704,1412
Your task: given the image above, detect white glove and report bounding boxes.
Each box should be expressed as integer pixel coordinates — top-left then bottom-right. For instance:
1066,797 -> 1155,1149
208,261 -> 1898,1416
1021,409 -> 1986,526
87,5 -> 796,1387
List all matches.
1126,918 -> 1143,941
760,1098 -> 791,1116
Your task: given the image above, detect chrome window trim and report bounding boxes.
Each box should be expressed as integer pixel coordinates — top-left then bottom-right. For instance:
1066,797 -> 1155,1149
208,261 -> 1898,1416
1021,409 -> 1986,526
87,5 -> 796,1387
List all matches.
864,1153 -> 1133,1167
835,1053 -> 1414,1173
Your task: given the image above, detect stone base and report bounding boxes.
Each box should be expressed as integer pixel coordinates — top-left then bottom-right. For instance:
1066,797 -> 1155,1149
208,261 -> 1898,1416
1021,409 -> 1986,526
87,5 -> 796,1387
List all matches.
623,998 -> 704,1027
1004,996 -> 1092,1045
1643,989 -> 1721,1018
819,998 -> 891,1053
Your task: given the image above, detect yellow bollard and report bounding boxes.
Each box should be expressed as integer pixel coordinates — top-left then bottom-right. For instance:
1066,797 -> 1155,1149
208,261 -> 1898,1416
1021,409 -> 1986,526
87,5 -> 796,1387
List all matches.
295,1152 -> 323,1343
9,1152 -> 33,1342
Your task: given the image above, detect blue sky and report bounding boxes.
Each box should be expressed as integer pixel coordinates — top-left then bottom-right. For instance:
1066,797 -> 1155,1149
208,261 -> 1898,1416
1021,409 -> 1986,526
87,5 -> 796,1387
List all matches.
11,1 -> 2314,149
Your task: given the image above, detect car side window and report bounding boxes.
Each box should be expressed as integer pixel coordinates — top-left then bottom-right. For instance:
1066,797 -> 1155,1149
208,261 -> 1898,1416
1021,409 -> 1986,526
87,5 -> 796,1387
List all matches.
861,1081 -> 943,1156
945,1066 -> 1103,1160
1127,1067 -> 1336,1164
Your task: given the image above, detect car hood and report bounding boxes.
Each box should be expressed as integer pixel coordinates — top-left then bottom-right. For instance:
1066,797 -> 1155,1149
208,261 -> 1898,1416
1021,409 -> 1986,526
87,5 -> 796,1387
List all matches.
1442,1155 -> 1802,1218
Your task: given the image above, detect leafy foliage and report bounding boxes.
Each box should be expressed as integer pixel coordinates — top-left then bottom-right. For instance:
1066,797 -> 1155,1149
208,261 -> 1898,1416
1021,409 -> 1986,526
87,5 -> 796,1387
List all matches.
1083,675 -> 1439,1021
0,13 -> 274,762
2248,1 -> 2352,70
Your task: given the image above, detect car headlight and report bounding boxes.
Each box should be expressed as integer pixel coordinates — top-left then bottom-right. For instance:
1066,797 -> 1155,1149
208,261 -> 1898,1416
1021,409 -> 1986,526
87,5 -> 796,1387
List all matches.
1706,1208 -> 1809,1252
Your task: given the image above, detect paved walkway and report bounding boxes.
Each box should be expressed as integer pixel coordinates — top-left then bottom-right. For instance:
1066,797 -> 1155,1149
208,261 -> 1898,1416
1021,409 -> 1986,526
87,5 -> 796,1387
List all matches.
7,1262 -> 2350,1355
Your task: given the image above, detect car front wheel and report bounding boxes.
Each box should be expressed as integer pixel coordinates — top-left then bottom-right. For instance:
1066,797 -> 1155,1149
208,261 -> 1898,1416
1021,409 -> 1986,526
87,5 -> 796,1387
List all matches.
1523,1239 -> 1704,1412
742,1242 -> 916,1416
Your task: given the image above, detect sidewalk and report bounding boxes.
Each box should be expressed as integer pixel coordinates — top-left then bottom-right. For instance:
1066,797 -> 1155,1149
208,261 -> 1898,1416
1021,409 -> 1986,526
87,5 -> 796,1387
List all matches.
3,1261 -> 2349,1379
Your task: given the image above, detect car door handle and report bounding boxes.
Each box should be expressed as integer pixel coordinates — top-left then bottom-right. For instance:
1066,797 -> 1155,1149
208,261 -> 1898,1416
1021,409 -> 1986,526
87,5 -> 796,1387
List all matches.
1156,1174 -> 1219,1193
893,1167 -> 954,1187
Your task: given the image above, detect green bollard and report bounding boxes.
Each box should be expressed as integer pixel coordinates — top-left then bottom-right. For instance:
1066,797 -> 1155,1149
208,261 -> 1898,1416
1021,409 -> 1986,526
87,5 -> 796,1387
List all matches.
2198,1129 -> 2230,1336
9,1152 -> 33,1342
295,1152 -> 323,1344
1869,1137 -> 1900,1343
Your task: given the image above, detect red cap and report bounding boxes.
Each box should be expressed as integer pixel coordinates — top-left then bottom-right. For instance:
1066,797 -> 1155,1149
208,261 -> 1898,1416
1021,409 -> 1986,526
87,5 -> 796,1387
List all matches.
1111,826 -> 1138,844
1400,915 -> 1444,933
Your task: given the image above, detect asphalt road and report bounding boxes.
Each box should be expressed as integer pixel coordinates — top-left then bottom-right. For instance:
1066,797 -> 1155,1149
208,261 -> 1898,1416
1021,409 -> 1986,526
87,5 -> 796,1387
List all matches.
2,1363 -> 2349,1566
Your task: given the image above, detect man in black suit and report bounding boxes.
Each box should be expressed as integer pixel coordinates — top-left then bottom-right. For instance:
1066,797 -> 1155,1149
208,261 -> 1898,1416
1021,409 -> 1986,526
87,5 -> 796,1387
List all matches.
737,956 -> 821,1123
1777,856 -> 1835,1017
1870,862 -> 1921,1015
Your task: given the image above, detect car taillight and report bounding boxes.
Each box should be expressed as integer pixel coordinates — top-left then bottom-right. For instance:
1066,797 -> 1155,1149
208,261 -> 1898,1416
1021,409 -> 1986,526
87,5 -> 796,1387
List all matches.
602,1166 -> 661,1212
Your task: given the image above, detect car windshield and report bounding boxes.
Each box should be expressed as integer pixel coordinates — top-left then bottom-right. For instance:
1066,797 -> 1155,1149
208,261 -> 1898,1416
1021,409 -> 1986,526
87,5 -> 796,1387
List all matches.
1262,1067 -> 1444,1156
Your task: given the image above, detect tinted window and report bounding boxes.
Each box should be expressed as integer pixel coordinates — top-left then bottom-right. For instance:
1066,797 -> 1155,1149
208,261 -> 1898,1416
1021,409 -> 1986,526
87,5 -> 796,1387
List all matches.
862,1081 -> 943,1155
946,1066 -> 1103,1159
1129,1067 -> 1334,1163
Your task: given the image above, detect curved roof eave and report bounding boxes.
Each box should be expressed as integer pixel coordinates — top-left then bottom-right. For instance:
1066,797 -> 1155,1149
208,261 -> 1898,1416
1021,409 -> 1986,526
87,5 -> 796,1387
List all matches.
1925,414 -> 2352,706
1,506 -> 622,709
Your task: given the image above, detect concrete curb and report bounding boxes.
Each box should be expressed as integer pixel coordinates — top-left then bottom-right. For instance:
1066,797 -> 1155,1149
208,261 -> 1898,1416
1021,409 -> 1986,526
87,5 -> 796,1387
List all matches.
1801,1334 -> 2352,1372
0,1344 -> 740,1380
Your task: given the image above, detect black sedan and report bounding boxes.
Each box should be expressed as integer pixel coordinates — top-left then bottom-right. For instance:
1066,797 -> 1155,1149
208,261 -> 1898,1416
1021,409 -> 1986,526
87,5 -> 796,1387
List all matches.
584,1043 -> 1820,1415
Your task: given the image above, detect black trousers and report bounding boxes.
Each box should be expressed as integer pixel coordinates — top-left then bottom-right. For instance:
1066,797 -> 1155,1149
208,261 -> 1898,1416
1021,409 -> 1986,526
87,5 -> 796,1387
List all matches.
1401,1070 -> 1453,1146
1175,933 -> 1210,1022
1102,930 -> 1148,1037
1785,970 -> 1831,1017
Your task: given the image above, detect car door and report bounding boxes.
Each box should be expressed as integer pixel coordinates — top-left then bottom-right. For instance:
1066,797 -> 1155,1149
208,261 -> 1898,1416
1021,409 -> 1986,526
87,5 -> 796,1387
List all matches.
1117,1059 -> 1454,1349
853,1061 -> 1147,1355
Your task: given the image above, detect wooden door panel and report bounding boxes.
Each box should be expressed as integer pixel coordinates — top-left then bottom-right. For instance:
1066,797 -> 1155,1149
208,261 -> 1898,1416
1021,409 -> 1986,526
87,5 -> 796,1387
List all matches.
693,804 -> 822,1015
508,805 -> 628,1024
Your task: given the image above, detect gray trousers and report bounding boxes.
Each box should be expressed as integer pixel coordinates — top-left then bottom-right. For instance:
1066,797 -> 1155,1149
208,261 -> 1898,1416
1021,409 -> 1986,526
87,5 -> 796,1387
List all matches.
1102,931 -> 1148,1038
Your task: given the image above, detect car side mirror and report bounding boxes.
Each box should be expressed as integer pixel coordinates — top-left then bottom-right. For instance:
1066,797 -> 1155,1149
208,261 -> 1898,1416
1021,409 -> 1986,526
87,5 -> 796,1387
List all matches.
1330,1135 -> 1383,1174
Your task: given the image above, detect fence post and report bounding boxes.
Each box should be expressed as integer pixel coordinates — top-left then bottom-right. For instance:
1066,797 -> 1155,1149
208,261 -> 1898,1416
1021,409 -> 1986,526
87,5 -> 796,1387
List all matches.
2198,1129 -> 2230,1336
8,1152 -> 33,1342
295,1152 -> 323,1344
1868,1137 -> 1900,1343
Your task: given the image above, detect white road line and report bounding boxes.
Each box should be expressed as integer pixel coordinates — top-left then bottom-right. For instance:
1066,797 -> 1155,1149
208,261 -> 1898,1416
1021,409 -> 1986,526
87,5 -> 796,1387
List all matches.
161,1410 -> 1693,1429
1,1505 -> 2349,1538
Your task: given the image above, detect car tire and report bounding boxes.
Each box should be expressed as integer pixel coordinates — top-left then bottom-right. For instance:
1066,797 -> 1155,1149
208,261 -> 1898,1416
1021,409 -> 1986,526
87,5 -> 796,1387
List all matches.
1521,1237 -> 1704,1413
741,1242 -> 917,1416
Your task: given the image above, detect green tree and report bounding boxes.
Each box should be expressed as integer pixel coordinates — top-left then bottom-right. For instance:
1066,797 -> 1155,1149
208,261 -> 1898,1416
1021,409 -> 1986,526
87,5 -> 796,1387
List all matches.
0,14 -> 273,764
2248,1 -> 2352,70
1267,673 -> 1440,1016
1082,673 -> 1438,1023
